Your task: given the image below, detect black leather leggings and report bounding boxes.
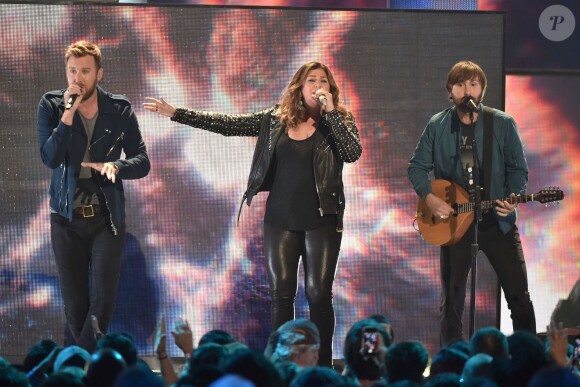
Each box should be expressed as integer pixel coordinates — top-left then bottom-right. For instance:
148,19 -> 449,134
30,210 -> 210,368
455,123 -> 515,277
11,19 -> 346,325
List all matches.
263,222 -> 342,367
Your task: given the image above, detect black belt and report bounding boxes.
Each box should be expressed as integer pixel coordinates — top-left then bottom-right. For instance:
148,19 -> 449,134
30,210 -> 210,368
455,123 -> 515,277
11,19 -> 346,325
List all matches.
73,205 -> 106,218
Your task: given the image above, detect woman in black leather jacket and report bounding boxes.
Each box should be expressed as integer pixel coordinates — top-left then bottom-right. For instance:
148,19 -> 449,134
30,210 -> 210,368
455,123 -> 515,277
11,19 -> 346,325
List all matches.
145,62 -> 362,367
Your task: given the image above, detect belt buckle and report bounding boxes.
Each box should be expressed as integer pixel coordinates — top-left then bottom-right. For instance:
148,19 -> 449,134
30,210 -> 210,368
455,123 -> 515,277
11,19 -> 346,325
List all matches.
81,205 -> 95,218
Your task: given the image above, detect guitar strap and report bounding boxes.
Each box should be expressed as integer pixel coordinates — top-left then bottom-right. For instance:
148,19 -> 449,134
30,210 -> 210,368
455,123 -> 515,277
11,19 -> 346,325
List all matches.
482,106 -> 493,200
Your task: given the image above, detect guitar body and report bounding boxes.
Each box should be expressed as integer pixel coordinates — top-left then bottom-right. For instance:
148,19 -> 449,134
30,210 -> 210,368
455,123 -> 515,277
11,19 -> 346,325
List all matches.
415,180 -> 563,246
416,180 -> 474,246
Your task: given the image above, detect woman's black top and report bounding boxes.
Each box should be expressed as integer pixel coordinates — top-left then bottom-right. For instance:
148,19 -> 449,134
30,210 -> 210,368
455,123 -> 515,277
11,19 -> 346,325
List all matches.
265,131 -> 335,231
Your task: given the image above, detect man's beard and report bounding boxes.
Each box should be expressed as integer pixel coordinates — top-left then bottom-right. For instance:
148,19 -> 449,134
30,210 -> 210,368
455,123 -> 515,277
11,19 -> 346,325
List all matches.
81,84 -> 97,101
456,96 -> 479,114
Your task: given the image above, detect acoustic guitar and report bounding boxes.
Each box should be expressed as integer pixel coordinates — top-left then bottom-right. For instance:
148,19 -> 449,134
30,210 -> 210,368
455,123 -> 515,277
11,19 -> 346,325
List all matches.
415,179 -> 564,246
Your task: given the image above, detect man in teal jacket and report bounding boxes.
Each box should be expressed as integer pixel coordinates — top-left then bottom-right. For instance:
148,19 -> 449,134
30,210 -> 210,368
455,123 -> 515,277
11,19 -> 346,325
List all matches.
408,61 -> 536,346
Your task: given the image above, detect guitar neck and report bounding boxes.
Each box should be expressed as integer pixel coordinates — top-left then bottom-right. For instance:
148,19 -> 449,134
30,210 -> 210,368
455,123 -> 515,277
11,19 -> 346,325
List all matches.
457,194 -> 537,214
418,180 -> 563,246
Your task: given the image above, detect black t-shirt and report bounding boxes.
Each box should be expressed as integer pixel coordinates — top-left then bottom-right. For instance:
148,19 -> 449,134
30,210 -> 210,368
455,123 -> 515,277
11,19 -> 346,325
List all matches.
460,122 -> 497,230
459,121 -> 476,188
73,112 -> 106,208
264,132 -> 334,230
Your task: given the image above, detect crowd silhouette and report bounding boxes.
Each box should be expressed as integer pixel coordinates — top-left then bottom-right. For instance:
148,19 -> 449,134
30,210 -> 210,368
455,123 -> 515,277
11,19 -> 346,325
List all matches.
1,314 -> 578,387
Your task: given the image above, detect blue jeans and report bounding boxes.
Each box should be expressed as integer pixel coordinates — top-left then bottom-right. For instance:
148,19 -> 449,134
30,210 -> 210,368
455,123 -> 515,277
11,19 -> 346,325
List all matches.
50,212 -> 125,352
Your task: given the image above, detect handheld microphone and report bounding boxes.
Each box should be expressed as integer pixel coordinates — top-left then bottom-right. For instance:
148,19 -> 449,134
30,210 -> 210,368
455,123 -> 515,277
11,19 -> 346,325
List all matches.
65,94 -> 78,110
463,97 -> 479,113
318,94 -> 327,107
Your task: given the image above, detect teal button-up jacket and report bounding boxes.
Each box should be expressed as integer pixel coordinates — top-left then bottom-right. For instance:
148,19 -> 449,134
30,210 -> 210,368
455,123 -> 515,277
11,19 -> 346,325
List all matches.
408,104 -> 528,234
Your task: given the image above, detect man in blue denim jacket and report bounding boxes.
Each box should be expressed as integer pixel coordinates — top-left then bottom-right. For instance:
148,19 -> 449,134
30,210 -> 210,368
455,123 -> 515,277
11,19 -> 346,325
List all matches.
408,61 -> 536,346
38,41 -> 150,351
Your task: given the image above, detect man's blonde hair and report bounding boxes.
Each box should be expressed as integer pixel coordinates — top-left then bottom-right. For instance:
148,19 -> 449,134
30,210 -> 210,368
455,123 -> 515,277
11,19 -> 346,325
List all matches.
65,40 -> 102,69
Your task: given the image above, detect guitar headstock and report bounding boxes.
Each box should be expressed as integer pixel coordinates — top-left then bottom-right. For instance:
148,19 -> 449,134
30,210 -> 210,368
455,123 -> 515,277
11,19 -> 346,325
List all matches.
536,187 -> 564,204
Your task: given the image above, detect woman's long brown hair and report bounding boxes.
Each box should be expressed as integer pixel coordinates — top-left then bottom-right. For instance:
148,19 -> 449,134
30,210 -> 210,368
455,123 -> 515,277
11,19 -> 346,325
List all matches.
277,62 -> 351,128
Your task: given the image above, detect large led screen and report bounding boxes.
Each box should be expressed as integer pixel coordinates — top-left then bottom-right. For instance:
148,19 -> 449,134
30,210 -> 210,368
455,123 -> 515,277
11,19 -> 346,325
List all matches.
0,3 -> 574,360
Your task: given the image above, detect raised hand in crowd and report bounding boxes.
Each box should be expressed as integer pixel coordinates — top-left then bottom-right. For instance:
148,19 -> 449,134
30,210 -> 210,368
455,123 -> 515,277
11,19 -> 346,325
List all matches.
172,317 -> 194,358
91,314 -> 105,342
154,314 -> 178,386
547,321 -> 571,368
